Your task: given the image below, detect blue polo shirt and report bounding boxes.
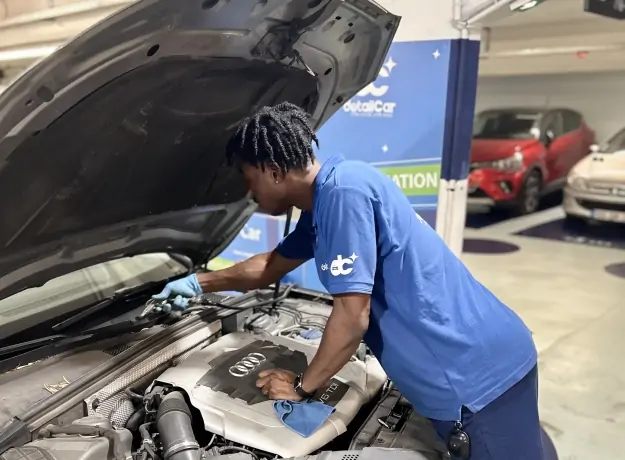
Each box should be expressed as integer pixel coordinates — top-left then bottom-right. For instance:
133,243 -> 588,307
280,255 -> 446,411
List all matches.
277,156 -> 537,421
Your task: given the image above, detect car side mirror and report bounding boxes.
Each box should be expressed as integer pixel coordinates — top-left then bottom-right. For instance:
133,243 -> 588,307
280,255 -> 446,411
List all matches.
543,130 -> 555,147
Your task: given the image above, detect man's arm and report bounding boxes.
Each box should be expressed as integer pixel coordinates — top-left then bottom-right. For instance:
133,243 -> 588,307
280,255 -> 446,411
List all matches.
196,250 -> 304,293
154,212 -> 315,306
300,293 -> 370,393
257,186 -> 378,399
197,211 -> 315,293
300,187 -> 377,393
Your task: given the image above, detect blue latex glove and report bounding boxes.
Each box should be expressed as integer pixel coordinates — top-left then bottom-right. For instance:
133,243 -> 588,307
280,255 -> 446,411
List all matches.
152,274 -> 202,310
273,400 -> 335,438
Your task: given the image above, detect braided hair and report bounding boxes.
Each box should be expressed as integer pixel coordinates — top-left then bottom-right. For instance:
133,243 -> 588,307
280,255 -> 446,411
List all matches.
226,102 -> 318,173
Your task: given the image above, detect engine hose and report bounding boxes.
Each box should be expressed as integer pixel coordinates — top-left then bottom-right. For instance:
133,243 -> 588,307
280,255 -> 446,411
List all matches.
139,423 -> 154,444
126,407 -> 146,432
156,392 -> 200,460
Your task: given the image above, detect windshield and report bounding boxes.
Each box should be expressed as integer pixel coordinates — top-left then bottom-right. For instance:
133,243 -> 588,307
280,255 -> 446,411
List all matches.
0,253 -> 187,340
603,128 -> 625,153
473,111 -> 540,140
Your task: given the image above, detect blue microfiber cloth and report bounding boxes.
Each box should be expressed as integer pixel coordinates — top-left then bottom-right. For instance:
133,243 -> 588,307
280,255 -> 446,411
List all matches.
299,329 -> 323,340
273,400 -> 335,437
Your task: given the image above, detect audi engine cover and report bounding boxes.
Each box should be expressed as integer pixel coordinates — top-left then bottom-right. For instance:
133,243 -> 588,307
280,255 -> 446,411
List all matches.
154,332 -> 386,458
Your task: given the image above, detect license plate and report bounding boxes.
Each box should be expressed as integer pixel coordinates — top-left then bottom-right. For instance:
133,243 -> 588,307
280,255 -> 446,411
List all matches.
591,209 -> 625,223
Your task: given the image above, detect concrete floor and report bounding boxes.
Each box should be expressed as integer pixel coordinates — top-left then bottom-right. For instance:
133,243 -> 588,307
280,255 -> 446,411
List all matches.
461,206 -> 624,460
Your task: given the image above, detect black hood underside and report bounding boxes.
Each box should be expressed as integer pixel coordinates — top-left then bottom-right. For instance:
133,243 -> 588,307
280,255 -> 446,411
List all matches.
0,59 -> 317,299
0,0 -> 400,301
1,58 -> 317,251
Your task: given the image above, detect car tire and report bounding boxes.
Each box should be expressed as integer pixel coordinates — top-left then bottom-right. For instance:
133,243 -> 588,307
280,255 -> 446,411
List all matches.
512,170 -> 542,216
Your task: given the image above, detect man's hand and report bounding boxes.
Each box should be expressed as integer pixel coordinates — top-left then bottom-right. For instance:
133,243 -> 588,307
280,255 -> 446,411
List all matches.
152,274 -> 202,310
257,369 -> 296,384
258,377 -> 303,401
153,274 -> 202,299
256,369 -> 301,401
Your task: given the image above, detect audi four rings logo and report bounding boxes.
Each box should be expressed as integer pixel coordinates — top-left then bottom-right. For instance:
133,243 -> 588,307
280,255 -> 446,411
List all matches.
228,352 -> 267,377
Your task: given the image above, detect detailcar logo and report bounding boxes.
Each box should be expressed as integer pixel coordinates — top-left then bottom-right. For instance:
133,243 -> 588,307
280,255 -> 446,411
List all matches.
330,253 -> 359,276
343,57 -> 397,117
239,224 -> 262,241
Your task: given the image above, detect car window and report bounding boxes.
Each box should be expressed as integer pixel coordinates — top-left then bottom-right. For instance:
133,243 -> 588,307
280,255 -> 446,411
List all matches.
472,111 -> 540,140
0,253 -> 187,339
542,112 -> 564,138
561,111 -> 582,133
604,128 -> 625,153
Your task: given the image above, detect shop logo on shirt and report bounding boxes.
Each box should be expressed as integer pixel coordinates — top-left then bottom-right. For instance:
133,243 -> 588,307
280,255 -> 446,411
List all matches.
330,253 -> 358,276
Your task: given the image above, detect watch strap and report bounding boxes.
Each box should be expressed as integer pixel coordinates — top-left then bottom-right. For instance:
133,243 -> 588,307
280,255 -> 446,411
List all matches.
294,374 -> 314,399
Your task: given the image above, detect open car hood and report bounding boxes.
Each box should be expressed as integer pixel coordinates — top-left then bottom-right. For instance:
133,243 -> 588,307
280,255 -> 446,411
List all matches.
0,0 -> 399,301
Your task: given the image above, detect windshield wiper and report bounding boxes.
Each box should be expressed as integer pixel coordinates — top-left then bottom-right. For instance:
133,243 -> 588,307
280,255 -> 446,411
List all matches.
0,280 -> 171,369
51,280 -> 164,333
0,314 -> 166,374
0,334 -> 67,357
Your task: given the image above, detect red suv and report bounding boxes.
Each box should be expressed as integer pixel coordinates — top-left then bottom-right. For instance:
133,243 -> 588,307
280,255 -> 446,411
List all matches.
468,108 -> 595,215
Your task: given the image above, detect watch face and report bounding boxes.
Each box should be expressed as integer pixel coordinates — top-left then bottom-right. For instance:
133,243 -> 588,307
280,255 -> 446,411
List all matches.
294,374 -> 311,397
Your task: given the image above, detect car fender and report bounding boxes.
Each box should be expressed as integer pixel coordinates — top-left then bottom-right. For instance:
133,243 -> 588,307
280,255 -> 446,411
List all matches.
522,144 -> 549,186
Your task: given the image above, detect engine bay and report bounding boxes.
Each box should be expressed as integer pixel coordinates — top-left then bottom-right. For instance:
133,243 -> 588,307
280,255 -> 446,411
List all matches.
0,288 -> 449,460
153,332 -> 386,457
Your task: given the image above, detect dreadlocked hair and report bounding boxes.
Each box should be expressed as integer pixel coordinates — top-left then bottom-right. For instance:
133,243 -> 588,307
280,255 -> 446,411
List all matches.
226,102 -> 318,173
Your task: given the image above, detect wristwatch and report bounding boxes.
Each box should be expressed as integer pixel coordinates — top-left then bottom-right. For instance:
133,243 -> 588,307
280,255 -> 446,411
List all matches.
293,374 -> 314,400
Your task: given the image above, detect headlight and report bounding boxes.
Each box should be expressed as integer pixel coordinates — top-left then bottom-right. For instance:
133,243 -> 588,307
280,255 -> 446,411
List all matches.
473,152 -> 524,173
567,175 -> 587,191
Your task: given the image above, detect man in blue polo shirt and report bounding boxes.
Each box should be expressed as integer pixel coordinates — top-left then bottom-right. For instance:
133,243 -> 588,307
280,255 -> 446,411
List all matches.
154,103 -> 544,459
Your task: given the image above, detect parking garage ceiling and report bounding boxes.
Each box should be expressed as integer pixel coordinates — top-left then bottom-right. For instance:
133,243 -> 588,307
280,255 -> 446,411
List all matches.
0,0 -> 625,85
480,0 -> 625,76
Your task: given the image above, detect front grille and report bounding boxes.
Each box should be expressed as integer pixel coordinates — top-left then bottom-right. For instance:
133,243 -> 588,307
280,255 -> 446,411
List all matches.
577,199 -> 625,213
469,188 -> 489,198
586,183 -> 625,197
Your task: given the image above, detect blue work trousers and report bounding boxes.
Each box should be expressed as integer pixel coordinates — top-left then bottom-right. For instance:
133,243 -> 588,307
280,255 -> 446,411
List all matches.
430,366 -> 555,460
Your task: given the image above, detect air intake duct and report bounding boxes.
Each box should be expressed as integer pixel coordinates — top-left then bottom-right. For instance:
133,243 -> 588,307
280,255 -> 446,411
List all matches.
156,391 -> 200,460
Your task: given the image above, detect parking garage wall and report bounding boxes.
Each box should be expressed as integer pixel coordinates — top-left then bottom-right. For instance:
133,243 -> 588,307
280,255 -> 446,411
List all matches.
476,71 -> 625,142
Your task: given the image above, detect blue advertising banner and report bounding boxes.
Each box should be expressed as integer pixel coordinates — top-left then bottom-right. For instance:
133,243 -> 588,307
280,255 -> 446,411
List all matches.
209,40 -> 453,291
315,40 -> 451,227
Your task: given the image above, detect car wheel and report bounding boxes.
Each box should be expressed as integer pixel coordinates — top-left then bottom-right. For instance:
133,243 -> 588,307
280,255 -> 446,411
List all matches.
513,170 -> 542,216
